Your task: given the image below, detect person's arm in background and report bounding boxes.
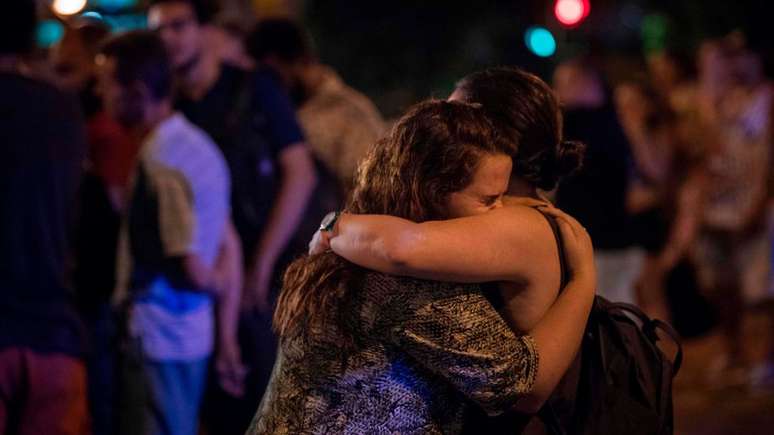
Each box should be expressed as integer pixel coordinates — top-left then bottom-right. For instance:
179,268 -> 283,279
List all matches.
635,164 -> 707,320
248,144 -> 316,312
212,219 -> 247,396
656,166 -> 707,271
161,149 -> 246,394
245,72 -> 317,312
154,170 -> 218,292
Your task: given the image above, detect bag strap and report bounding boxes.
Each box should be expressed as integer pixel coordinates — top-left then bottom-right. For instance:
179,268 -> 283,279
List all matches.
606,301 -> 684,375
533,207 -> 571,435
535,208 -> 570,290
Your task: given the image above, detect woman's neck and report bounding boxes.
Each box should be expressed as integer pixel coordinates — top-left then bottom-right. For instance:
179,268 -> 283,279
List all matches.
507,178 -> 539,199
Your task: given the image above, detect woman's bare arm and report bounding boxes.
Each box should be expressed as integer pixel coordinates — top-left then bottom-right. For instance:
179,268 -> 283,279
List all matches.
322,204 -> 596,413
328,206 -> 557,284
512,207 -> 596,413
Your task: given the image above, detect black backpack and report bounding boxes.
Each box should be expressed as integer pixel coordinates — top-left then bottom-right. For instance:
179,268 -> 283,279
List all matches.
463,212 -> 683,435
535,213 -> 684,435
534,297 -> 683,435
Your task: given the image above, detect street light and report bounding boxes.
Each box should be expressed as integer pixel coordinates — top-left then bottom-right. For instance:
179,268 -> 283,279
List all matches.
52,0 -> 88,16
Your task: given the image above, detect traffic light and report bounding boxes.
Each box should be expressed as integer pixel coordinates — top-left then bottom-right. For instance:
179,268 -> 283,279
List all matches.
525,26 -> 557,58
554,0 -> 590,27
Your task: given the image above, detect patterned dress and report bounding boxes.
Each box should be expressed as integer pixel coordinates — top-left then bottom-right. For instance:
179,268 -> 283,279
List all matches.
247,272 -> 539,434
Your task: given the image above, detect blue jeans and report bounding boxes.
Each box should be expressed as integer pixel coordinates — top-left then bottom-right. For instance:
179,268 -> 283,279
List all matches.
143,357 -> 209,435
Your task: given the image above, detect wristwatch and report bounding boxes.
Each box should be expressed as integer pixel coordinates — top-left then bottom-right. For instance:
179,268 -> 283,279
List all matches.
319,211 -> 341,232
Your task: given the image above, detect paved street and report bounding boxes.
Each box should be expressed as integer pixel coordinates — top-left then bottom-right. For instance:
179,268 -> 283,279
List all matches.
674,312 -> 774,435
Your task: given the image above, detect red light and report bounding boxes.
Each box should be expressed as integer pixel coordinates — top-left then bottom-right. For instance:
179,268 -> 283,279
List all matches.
554,0 -> 590,27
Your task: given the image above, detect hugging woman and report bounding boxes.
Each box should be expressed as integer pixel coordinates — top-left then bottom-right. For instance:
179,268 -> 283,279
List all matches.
249,68 -> 594,435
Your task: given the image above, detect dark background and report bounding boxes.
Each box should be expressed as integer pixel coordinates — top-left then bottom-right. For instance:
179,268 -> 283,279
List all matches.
301,0 -> 774,115
40,0 -> 774,116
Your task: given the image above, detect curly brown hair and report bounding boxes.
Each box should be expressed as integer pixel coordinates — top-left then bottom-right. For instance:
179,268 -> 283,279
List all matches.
274,99 -> 515,344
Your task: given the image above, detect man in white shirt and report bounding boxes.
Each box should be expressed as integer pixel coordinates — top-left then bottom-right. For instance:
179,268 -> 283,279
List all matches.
98,31 -> 241,435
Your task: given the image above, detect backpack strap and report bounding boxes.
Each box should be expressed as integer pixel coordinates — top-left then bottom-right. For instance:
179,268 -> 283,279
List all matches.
533,207 -> 571,435
606,301 -> 684,375
534,206 -> 684,376
535,207 -> 570,290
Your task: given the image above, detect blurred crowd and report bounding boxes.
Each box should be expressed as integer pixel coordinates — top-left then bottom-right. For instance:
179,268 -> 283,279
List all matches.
1,0 -> 773,434
554,37 -> 774,393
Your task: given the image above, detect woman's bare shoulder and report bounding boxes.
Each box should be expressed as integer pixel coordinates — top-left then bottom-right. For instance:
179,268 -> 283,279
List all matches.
484,204 -> 556,238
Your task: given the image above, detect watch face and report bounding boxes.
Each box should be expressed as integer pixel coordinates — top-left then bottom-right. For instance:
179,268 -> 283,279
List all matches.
320,211 -> 337,231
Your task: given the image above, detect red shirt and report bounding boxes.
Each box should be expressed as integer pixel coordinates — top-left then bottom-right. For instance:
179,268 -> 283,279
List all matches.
86,111 -> 140,189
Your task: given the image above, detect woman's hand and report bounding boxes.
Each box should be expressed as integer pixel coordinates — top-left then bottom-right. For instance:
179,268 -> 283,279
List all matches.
308,228 -> 332,256
309,212 -> 343,255
538,206 -> 596,288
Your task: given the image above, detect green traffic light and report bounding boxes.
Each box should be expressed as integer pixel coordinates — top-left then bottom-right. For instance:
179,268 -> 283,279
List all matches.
525,27 -> 556,58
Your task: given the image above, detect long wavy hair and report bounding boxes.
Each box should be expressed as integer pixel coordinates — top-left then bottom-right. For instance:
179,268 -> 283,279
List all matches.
274,99 -> 514,344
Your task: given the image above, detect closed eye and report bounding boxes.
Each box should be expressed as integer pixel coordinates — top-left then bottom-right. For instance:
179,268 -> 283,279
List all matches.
482,195 -> 501,206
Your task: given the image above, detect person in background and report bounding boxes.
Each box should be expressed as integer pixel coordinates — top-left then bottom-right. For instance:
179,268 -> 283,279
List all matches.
147,1 -> 316,433
553,58 -> 641,305
249,17 -> 385,194
729,45 -> 774,390
615,81 -> 708,327
98,31 -> 240,435
52,18 -> 140,210
248,18 -> 384,268
51,20 -> 139,435
51,19 -> 108,117
647,49 -> 698,121
0,1 -> 90,433
692,38 -> 773,387
209,15 -> 255,71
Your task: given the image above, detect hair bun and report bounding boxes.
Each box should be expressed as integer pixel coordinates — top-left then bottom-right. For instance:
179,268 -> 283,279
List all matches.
555,140 -> 585,178
534,140 -> 586,191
